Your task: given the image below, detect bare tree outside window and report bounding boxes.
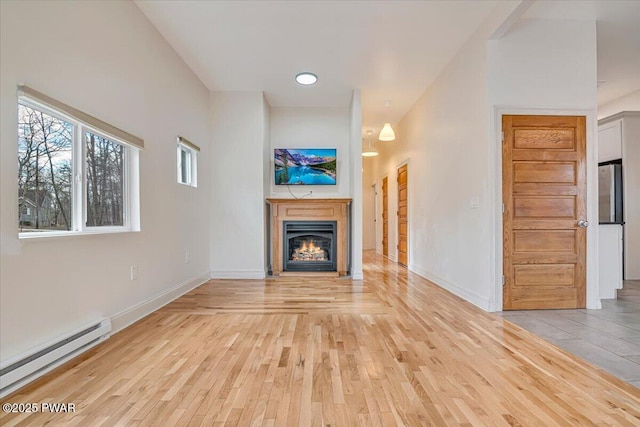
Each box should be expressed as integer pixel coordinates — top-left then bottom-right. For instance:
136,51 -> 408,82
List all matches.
86,132 -> 125,227
17,89 -> 140,237
18,104 -> 73,232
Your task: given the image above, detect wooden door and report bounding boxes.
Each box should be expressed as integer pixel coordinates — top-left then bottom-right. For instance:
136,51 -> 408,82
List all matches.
382,177 -> 388,256
503,115 -> 587,310
397,164 -> 408,266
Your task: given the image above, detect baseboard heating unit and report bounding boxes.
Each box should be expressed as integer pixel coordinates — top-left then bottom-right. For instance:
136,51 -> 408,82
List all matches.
0,318 -> 111,398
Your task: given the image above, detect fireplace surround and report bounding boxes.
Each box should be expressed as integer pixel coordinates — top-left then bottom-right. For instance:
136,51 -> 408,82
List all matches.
267,198 -> 351,276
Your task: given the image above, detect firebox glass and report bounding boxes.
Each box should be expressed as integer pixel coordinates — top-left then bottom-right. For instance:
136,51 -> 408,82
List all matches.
288,235 -> 332,262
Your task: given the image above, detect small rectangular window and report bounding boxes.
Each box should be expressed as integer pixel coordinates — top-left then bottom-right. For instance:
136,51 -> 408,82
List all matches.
180,147 -> 191,185
177,136 -> 199,187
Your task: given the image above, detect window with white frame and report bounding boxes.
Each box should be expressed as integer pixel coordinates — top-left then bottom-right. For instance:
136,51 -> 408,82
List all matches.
17,85 -> 142,237
177,136 -> 199,187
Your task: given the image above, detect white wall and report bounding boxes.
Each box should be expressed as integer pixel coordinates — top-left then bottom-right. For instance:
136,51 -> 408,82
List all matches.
263,96 -> 272,272
0,1 -> 211,361
488,19 -> 597,108
622,115 -> 640,279
488,18 -> 599,309
209,92 -> 268,278
599,89 -> 640,120
269,107 -> 351,198
349,90 -> 364,279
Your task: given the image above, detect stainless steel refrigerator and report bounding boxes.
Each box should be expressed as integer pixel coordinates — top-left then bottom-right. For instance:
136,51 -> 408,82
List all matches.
598,161 -> 623,224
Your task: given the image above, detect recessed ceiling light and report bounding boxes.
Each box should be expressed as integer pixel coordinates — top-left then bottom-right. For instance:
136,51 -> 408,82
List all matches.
295,72 -> 317,85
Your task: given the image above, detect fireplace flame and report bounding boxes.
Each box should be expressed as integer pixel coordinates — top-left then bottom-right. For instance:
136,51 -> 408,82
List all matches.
292,239 -> 327,261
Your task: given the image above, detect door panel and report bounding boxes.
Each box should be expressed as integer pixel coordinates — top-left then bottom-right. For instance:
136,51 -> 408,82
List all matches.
513,162 -> 576,184
513,230 -> 576,252
513,265 -> 575,287
397,165 -> 408,267
382,177 -> 388,257
513,129 -> 575,149
513,196 -> 576,218
399,222 -> 407,236
503,115 -> 586,310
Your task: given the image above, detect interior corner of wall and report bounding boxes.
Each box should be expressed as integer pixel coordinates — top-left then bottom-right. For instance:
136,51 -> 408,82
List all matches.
487,0 -> 534,41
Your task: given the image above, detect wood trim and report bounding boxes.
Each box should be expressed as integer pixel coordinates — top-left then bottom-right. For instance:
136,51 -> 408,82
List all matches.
397,164 -> 408,266
267,199 -> 351,276
382,177 -> 388,256
177,136 -> 200,152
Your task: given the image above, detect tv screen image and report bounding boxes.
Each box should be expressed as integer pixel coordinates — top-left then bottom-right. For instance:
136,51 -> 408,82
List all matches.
274,149 -> 336,185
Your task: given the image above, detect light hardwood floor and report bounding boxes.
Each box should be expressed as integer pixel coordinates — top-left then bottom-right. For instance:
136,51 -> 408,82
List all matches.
2,252 -> 640,426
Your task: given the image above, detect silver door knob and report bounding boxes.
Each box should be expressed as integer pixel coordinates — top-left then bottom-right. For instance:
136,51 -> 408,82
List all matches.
577,220 -> 589,228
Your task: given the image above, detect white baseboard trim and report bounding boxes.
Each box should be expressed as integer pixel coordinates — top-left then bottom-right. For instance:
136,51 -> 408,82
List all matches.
352,271 -> 364,280
210,270 -> 266,279
111,272 -> 210,334
408,264 -> 491,311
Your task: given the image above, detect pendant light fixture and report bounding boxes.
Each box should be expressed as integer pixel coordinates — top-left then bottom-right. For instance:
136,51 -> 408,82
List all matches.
362,130 -> 378,157
378,100 -> 396,141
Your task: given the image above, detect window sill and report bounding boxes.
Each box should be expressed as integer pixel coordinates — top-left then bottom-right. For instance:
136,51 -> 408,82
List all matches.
19,228 -> 139,240
177,181 -> 198,188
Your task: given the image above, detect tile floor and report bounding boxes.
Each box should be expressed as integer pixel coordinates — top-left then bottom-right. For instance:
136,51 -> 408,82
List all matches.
499,280 -> 640,388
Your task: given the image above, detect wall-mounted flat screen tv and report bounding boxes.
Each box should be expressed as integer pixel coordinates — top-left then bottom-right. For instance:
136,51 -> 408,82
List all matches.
274,149 -> 336,185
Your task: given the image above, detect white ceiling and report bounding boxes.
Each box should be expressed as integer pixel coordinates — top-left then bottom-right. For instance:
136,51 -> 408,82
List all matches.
135,0 -> 500,137
136,0 -> 640,136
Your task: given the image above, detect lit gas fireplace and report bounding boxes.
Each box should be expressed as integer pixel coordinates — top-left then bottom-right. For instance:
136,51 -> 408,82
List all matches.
291,239 -> 327,261
284,221 -> 337,272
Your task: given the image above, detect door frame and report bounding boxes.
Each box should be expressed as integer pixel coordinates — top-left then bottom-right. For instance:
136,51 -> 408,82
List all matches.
396,159 -> 410,266
381,176 -> 389,258
491,107 -> 600,311
372,183 -> 379,252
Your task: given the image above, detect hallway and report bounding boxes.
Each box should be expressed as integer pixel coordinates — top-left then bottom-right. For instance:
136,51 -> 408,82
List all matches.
2,253 -> 639,426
